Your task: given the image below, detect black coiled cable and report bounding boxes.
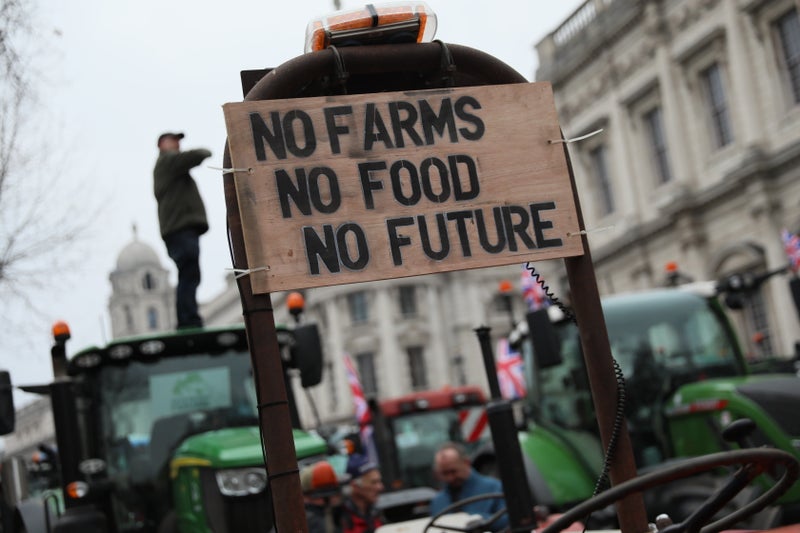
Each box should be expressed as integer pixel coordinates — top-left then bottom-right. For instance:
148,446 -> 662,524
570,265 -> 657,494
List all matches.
591,356 -> 626,496
523,262 -> 575,322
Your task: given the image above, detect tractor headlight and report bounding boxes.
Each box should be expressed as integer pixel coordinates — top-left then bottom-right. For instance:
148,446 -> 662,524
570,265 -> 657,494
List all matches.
215,468 -> 267,496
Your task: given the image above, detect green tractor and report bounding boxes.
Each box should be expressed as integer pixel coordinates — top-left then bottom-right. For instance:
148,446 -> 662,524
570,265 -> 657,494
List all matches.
472,282 -> 800,528
0,321 -> 329,533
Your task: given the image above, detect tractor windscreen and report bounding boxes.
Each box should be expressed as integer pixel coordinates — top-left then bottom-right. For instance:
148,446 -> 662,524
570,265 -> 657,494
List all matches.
97,349 -> 257,485
527,290 -> 743,463
390,406 -> 487,489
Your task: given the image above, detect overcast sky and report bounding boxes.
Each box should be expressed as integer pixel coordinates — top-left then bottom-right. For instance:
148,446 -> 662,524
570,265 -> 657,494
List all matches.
1,0 -> 584,405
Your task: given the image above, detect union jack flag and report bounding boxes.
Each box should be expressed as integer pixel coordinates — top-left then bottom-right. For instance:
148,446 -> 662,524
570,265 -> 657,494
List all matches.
343,354 -> 371,426
343,354 -> 378,462
782,228 -> 800,274
495,338 -> 527,399
521,263 -> 551,312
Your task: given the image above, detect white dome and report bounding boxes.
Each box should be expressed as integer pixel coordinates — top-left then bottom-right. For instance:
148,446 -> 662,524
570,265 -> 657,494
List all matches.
116,240 -> 161,271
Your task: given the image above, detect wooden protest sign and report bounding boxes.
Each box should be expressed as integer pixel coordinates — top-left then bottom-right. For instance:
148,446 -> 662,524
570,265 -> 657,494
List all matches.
223,82 -> 582,293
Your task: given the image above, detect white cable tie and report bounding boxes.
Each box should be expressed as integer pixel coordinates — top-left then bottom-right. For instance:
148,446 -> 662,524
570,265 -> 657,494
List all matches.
208,166 -> 253,174
226,266 -> 270,279
567,225 -> 614,237
549,128 -> 604,144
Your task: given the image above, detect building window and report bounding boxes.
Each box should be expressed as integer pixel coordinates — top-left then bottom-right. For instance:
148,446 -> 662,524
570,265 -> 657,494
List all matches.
775,8 -> 800,104
589,145 -> 615,216
124,305 -> 134,332
643,106 -> 672,184
147,307 -> 159,330
407,346 -> 428,390
355,352 -> 377,396
398,285 -> 417,317
142,272 -> 156,291
745,289 -> 774,357
701,63 -> 733,148
348,292 -> 369,323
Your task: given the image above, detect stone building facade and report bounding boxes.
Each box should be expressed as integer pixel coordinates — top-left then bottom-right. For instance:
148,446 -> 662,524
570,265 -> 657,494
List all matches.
534,0 -> 800,359
1,398 -> 54,463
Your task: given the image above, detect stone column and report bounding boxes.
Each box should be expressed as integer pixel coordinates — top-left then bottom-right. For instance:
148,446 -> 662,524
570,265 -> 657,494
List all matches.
426,280 -> 451,389
723,1 -> 764,145
747,180 -> 799,355
325,296 -> 347,419
375,286 -> 402,397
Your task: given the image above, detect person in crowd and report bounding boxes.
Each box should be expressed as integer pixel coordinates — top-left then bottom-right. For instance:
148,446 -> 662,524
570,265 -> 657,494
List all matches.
301,460 -> 348,533
341,453 -> 384,533
430,442 -> 509,532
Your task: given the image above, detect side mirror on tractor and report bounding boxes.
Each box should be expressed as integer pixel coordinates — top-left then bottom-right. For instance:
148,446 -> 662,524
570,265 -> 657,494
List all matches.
527,309 -> 562,369
0,371 -> 15,435
291,324 -> 324,388
284,291 -> 324,388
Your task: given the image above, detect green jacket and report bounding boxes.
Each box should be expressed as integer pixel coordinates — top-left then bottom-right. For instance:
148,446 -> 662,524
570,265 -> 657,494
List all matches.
153,148 -> 211,238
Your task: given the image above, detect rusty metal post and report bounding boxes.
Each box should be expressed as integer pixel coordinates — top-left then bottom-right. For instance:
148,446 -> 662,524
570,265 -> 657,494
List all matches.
562,144 -> 649,533
223,160 -> 306,532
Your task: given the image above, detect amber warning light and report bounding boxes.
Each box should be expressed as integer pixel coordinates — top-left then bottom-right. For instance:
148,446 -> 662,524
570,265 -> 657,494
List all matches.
304,2 -> 437,53
52,320 -> 71,342
287,291 -> 306,317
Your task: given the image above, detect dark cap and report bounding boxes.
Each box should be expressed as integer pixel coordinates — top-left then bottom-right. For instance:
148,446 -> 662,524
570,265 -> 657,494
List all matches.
346,453 -> 378,480
157,132 -> 185,146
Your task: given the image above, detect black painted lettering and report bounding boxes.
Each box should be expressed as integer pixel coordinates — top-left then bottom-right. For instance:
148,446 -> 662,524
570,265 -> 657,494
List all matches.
364,103 -> 394,151
448,155 -> 480,201
446,211 -> 474,257
250,112 -> 286,161
275,168 -> 311,217
324,106 -> 353,154
502,205 -> 536,252
387,217 -> 415,266
390,160 -> 421,206
418,214 -> 450,260
420,157 -> 450,203
304,225 -> 340,274
454,96 -> 485,141
358,161 -> 387,210
419,98 -> 458,145
475,207 -> 506,253
388,101 -> 424,148
308,167 -> 341,214
530,202 -> 563,248
282,110 -> 316,157
336,223 -> 370,271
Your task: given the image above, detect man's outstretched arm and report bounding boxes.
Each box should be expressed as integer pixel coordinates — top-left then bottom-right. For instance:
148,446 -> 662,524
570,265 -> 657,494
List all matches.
171,148 -> 212,173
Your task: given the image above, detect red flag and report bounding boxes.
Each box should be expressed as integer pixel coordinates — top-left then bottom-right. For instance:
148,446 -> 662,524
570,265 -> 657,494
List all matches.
495,338 -> 527,399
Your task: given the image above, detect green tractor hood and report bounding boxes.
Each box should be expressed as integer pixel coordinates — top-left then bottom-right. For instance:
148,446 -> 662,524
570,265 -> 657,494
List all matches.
173,426 -> 328,470
667,373 -> 800,503
668,373 -> 800,450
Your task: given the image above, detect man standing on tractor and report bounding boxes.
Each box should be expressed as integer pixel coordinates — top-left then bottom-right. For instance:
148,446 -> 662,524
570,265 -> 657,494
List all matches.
153,132 -> 211,329
431,442 -> 509,532
341,454 -> 384,533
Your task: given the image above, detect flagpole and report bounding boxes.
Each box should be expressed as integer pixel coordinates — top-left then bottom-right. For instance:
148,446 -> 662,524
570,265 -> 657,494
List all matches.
474,326 -> 536,532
